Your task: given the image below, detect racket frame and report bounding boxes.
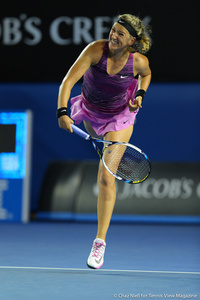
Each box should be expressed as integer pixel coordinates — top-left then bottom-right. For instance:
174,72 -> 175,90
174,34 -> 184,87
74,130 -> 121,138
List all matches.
102,142 -> 151,184
71,124 -> 151,184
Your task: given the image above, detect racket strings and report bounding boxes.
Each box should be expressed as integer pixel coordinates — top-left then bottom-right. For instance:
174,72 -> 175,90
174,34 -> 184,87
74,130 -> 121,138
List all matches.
103,144 -> 150,183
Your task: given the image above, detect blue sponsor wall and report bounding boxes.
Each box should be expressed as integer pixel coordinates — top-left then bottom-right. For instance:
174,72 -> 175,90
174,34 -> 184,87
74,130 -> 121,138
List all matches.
0,82 -> 200,211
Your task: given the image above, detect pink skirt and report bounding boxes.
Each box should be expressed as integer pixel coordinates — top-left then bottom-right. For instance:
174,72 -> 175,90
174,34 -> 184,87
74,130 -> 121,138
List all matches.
70,81 -> 139,136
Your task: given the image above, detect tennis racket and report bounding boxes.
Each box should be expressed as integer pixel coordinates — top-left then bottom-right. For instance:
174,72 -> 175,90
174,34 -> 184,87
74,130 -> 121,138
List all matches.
71,124 -> 151,184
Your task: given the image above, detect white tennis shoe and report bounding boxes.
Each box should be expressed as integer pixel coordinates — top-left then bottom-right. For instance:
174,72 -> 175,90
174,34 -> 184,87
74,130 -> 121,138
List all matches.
87,238 -> 106,269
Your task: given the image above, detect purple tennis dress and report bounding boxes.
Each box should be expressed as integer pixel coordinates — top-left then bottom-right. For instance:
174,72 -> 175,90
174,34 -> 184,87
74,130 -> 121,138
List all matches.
70,41 -> 138,136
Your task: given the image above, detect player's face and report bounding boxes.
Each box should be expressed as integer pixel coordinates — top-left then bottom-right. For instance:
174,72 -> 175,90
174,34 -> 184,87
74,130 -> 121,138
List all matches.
108,22 -> 135,51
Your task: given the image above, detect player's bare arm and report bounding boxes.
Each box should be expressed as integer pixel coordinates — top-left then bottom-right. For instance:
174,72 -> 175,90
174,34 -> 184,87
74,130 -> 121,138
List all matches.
129,53 -> 151,112
57,40 -> 106,132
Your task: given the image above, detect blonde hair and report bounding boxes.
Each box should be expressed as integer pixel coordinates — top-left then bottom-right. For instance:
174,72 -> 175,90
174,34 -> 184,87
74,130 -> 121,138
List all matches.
118,14 -> 152,53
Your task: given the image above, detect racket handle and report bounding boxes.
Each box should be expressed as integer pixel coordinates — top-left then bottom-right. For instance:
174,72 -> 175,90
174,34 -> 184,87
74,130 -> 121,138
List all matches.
71,124 -> 90,140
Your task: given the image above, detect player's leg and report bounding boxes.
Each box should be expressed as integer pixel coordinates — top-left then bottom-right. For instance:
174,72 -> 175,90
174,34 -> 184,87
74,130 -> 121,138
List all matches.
87,124 -> 133,269
96,125 -> 133,241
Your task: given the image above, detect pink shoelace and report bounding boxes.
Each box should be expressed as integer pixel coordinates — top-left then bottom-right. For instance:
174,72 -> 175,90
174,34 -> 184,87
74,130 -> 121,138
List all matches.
92,242 -> 105,258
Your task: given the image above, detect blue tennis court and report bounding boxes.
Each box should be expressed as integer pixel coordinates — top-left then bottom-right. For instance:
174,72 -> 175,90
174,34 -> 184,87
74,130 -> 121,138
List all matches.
0,222 -> 200,299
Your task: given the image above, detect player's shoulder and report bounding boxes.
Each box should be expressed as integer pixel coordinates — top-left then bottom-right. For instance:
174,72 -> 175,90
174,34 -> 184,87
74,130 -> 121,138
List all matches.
134,52 -> 149,67
88,39 -> 107,50
84,39 -> 107,65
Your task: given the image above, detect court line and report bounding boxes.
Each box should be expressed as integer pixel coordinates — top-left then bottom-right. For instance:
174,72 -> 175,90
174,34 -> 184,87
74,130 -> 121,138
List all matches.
0,266 -> 200,275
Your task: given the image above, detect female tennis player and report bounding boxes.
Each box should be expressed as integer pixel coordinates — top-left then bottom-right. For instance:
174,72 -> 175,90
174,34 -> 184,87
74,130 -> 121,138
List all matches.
57,14 -> 152,269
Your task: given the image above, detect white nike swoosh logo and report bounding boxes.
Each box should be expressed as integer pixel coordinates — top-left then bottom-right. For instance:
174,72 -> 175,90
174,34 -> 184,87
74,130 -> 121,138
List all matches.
120,75 -> 128,78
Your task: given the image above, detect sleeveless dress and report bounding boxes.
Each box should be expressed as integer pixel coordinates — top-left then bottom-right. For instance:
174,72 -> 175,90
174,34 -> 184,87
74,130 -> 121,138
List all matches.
70,41 -> 138,136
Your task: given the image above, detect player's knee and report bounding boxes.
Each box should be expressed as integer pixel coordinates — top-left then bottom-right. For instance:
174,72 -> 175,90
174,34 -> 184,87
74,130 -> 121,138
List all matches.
98,167 -> 115,188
